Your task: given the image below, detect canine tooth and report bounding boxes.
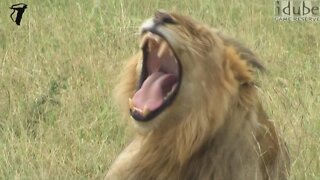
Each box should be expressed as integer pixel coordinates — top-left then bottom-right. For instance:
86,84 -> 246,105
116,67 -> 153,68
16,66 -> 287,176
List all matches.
142,106 -> 150,117
148,41 -> 153,52
169,49 -> 174,56
167,86 -> 176,97
157,41 -> 167,58
164,90 -> 172,100
139,35 -> 148,48
163,84 -> 177,101
174,58 -> 178,64
133,107 -> 143,113
164,92 -> 171,100
147,32 -> 153,37
148,33 -> 160,42
153,35 -> 161,42
129,98 -> 134,109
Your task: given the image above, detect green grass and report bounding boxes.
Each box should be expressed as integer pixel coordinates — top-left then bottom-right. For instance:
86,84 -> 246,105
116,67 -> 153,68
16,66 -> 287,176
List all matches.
0,0 -> 319,179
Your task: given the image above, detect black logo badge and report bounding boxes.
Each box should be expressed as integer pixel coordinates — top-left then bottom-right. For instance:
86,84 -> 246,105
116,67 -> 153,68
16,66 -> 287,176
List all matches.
10,3 -> 28,26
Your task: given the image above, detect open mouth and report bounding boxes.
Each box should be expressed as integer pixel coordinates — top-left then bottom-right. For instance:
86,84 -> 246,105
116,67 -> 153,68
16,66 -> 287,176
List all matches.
129,32 -> 182,121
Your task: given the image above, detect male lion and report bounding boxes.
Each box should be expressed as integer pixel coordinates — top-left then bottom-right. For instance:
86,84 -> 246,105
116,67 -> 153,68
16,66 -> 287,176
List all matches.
107,11 -> 290,180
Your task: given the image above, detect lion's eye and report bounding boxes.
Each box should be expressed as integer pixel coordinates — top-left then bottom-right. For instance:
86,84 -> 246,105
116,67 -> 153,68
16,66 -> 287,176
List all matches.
162,16 -> 176,25
154,10 -> 176,25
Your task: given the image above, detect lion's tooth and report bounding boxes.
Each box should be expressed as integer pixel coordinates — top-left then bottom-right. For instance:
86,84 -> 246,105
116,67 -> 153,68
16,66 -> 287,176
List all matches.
154,35 -> 161,43
142,106 -> 150,117
148,41 -> 153,52
147,32 -> 153,37
167,89 -> 174,97
164,94 -> 169,101
164,85 -> 177,100
174,58 -> 178,64
164,91 -> 171,100
164,95 -> 170,101
157,41 -> 167,58
148,33 -> 160,42
169,49 -> 174,57
139,35 -> 148,48
133,107 -> 142,113
129,98 -> 134,109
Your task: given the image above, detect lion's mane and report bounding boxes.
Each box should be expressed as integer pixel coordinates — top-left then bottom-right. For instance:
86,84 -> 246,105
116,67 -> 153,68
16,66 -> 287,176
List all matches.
107,11 -> 290,180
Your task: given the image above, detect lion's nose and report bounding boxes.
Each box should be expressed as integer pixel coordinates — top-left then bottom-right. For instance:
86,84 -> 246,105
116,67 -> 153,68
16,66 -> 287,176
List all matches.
154,10 -> 176,25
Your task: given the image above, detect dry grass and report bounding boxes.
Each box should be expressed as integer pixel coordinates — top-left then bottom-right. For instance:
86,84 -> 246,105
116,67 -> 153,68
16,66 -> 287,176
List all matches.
0,0 -> 319,179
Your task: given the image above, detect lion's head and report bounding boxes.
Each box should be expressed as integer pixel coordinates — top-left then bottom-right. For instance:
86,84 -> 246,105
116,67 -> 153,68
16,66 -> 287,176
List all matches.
115,10 -> 263,134
109,11 -> 290,180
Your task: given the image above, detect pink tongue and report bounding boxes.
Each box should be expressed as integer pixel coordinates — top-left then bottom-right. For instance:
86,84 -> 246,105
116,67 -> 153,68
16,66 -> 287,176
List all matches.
132,72 -> 177,111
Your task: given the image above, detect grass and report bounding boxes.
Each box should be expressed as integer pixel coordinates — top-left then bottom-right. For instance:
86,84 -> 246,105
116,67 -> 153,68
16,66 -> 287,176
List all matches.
0,0 -> 319,179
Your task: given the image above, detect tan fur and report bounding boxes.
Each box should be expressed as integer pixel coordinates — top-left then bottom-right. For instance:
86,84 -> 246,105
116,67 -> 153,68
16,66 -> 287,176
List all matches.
107,12 -> 290,180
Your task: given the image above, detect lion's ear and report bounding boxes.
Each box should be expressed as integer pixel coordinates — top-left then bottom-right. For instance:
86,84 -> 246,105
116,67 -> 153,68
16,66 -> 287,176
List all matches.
218,33 -> 265,72
225,46 -> 254,85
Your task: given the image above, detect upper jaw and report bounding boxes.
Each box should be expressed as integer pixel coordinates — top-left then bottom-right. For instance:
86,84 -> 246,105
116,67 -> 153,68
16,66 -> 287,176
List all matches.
140,17 -> 176,50
139,32 -> 177,76
128,19 -> 182,122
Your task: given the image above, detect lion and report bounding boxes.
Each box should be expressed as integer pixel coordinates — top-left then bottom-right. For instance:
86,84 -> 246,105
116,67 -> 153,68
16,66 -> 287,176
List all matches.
106,10 -> 290,180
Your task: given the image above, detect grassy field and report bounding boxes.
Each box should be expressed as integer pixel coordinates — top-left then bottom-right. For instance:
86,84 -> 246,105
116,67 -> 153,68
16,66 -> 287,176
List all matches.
0,0 -> 319,179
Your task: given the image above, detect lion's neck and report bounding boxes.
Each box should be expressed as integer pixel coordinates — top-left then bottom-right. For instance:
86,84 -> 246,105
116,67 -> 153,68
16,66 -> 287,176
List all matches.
109,107 -> 266,179
128,109 -> 262,179
111,116 -> 210,179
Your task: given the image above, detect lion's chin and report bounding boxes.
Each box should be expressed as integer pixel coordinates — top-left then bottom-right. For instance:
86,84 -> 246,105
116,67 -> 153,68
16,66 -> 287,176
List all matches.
129,32 -> 182,122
